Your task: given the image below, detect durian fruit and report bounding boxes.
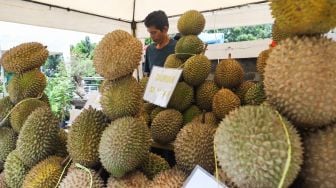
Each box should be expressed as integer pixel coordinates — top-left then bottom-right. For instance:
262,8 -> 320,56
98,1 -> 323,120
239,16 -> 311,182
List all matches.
141,153 -> 170,180
212,89 -> 240,120
192,112 -> 219,126
0,97 -> 14,127
175,35 -> 204,60
150,107 -> 165,122
54,129 -> 68,157
234,81 -> 255,104
182,54 -> 211,86
100,76 -> 142,120
256,49 -> 271,80
99,117 -> 151,178
214,105 -> 303,187
196,80 -> 219,111
217,167 -> 238,188
67,107 -> 109,167
93,30 -> 143,80
0,42 -> 48,73
0,127 -> 17,169
174,122 -> 216,173
151,109 -> 183,144
244,83 -> 266,105
4,150 -> 29,188
0,172 -> 7,188
264,36 -> 336,127
59,168 -> 104,188
215,55 -> 244,88
270,0 -> 336,35
22,156 -> 63,188
272,21 -> 292,43
183,105 -> 202,124
299,125 -> 336,188
7,69 -> 47,104
16,107 -> 59,167
164,54 -> 184,68
10,98 -> 48,133
177,10 -> 205,35
136,107 -> 151,127
39,93 -> 50,104
168,82 -> 194,112
149,168 -> 186,188
107,171 -> 149,188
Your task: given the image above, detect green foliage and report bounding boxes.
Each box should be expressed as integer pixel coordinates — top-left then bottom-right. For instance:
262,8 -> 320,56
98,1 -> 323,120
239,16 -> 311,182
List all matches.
145,37 -> 154,45
205,24 -> 272,42
45,62 -> 75,121
70,36 -> 98,77
70,36 -> 96,60
42,54 -> 63,77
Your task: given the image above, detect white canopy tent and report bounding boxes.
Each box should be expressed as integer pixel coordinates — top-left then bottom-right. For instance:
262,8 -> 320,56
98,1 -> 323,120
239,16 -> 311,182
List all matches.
0,0 -> 273,38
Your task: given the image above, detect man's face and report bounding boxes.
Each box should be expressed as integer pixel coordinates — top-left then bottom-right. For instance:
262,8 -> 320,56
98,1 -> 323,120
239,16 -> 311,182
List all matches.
147,26 -> 167,43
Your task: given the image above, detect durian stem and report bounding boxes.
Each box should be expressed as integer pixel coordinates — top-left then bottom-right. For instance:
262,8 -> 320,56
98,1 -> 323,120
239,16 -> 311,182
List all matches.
136,67 -> 140,82
276,111 -> 292,188
0,93 -> 43,127
201,43 -> 208,55
75,163 -> 93,188
177,62 -> 186,69
55,157 -> 72,188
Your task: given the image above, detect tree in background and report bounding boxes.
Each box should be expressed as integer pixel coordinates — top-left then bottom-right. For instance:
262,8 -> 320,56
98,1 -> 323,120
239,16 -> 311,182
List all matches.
70,36 -> 98,78
206,24 -> 272,43
44,56 -> 75,122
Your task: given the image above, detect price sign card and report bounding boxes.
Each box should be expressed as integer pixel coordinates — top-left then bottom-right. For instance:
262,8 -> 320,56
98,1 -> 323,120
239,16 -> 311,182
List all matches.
143,66 -> 182,107
183,165 -> 227,188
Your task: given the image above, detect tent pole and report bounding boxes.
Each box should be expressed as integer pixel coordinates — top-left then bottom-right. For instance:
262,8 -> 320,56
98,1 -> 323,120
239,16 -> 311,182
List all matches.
131,0 -> 137,37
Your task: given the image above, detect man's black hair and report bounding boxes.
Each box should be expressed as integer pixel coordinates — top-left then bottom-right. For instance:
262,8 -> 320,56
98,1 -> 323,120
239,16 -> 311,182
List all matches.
144,10 -> 169,31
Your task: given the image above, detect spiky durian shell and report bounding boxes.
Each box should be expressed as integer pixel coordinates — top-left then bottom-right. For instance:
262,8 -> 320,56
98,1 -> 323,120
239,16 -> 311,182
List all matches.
195,81 -> 219,111
7,69 -> 46,104
94,30 -> 142,80
100,76 -> 142,120
174,122 -> 216,173
107,171 -> 149,188
214,58 -> 244,88
22,156 -> 63,188
0,97 -> 14,127
0,42 -> 48,73
234,81 -> 255,104
16,107 -> 59,167
149,168 -> 186,188
299,125 -> 336,188
99,117 -> 151,178
214,105 -> 303,187
177,10 -> 205,35
4,150 -> 29,188
182,54 -> 211,86
270,0 -> 336,34
151,109 -> 183,144
141,153 -> 170,180
59,168 -> 104,188
175,36 -> 204,60
10,98 -> 48,133
0,127 -> 17,169
168,82 -> 194,112
264,36 -> 336,127
67,107 -> 109,167
212,89 -> 240,120
164,54 -> 184,68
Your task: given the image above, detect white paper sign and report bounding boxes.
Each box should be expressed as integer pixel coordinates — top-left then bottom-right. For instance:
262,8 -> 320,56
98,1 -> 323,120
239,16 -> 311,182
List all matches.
143,66 -> 182,107
183,165 -> 227,188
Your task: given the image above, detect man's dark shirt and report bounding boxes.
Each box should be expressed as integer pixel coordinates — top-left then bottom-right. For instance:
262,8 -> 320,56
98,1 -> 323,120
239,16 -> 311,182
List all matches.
144,39 -> 177,74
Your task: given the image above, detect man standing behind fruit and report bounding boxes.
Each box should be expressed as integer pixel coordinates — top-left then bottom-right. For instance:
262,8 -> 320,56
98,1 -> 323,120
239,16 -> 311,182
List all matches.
143,10 -> 177,76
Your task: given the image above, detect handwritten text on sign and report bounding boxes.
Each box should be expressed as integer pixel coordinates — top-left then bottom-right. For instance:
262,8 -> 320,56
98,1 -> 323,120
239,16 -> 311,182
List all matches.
143,66 -> 182,107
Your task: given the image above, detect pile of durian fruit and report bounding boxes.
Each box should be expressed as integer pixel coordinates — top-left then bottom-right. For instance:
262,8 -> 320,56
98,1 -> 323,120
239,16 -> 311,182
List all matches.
0,0 -> 335,187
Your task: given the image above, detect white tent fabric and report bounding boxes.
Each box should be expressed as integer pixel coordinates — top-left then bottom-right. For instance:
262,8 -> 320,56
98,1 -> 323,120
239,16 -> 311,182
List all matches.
0,0 -> 273,37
